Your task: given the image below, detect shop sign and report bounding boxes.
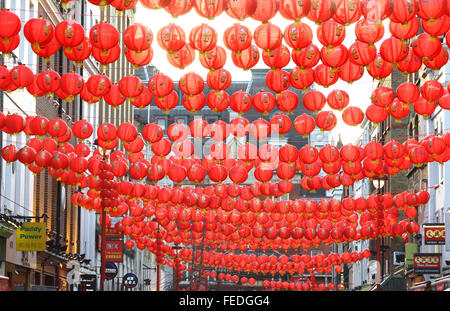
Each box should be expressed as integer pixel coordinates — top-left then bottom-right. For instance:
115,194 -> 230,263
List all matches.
104,227 -> 123,240
413,253 -> 441,274
105,262 -> 118,280
423,223 -> 446,245
122,273 -> 138,288
16,222 -> 46,251
405,243 -> 417,268
105,240 -> 123,262
79,274 -> 96,291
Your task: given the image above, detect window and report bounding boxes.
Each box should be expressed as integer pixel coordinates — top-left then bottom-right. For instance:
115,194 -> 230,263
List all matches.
155,116 -> 168,131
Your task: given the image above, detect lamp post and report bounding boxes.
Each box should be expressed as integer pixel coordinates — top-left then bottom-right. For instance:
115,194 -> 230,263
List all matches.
372,178 -> 385,292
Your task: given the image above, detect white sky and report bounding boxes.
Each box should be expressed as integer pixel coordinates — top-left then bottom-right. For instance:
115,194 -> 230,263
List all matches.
135,4 -> 389,145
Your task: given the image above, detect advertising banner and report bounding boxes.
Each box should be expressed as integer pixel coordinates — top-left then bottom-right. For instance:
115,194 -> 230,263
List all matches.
423,223 -> 446,245
16,222 -> 46,251
413,253 -> 441,274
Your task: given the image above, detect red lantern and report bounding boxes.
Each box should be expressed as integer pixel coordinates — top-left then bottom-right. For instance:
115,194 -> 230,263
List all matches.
189,24 -> 218,52
397,82 -> 420,105
199,46 -> 226,70
193,0 -> 225,19
276,90 -> 299,113
155,90 -> 179,114
231,45 -> 260,70
36,70 -> 61,96
412,33 -> 442,62
140,0 -> 171,9
207,68 -> 232,90
253,90 -> 276,115
283,22 -> 313,50
156,23 -> 186,52
164,0 -> 194,17
389,17 -> 419,40
104,84 -> 126,107
342,106 -> 364,126
250,0 -> 279,22
270,114 -> 292,135
317,19 -> 346,47
355,19 -> 385,44
223,23 -> 252,52
9,65 -> 33,89
303,90 -> 326,114
119,75 -> 144,100
207,90 -> 230,112
333,0 -> 362,25
320,44 -> 349,68
182,92 -> 206,113
390,0 -> 417,23
55,20 -> 85,48
306,0 -> 336,24
396,48 -> 422,75
339,59 -> 364,84
294,114 -> 315,137
92,44 -> 121,69
86,74 -> 111,97
421,80 -> 444,102
230,91 -> 253,114
289,67 -> 314,91
371,87 -> 395,108
326,89 -> 349,111
313,64 -> 339,88
279,0 -> 311,20
361,0 -> 393,22
416,0 -> 446,20
413,97 -> 435,119
60,72 -> 84,101
89,22 -> 119,51
367,54 -> 393,80
265,69 -> 290,94
167,43 -> 195,69
262,45 -> 291,69
380,37 -> 409,64
366,104 -> 388,125
24,18 -> 54,52
64,37 -> 92,67
148,73 -> 174,97
125,47 -> 154,69
254,23 -> 282,51
0,9 -> 21,39
389,99 -> 410,121
225,0 -> 257,20
315,111 -> 337,132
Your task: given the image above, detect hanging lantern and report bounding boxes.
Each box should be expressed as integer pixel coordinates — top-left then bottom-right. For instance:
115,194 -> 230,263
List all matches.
207,68 -> 232,90
367,54 -> 393,80
199,46 -> 227,70
253,90 -> 276,115
342,106 -> 364,126
230,90 -> 253,114
289,67 -> 313,91
254,23 -> 282,51
361,0 -> 393,23
313,64 -> 339,88
355,19 -> 385,44
155,90 -> 179,114
366,104 -> 388,125
389,99 -> 410,122
333,0 -> 362,25
189,24 -> 218,53
9,65 -> 34,89
276,90 -> 299,114
294,113 -> 315,137
250,0 -> 279,22
283,22 -> 313,50
140,0 -> 171,9
55,20 -> 85,49
24,18 -> 54,52
182,92 -> 206,113
421,80 -> 444,102
156,24 -> 186,52
413,97 -> 435,119
167,43 -> 196,69
320,44 -> 349,69
36,70 -> 61,96
193,0 -> 225,19
396,48 -> 422,75
317,19 -> 346,47
262,45 -> 291,69
148,73 -> 174,97
64,37 -> 92,67
224,0 -> 257,20
303,90 -> 326,114
270,114 -> 292,135
315,111 -> 337,132
412,33 -> 442,62
207,90 -> 230,112
164,0 -> 194,17
265,69 -> 290,94
89,21 -> 119,52
279,0 -> 311,20
60,72 -> 84,101
91,44 -> 121,69
339,59 -> 364,84
104,84 -> 126,107
306,0 -> 336,24
388,17 -> 419,40
231,44 -> 260,70
416,0 -> 446,21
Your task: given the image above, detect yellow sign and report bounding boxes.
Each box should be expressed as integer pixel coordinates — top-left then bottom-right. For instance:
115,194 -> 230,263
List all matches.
16,222 -> 46,251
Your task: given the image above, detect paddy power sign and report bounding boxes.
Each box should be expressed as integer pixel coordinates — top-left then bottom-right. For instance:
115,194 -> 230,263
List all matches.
16,222 -> 46,251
